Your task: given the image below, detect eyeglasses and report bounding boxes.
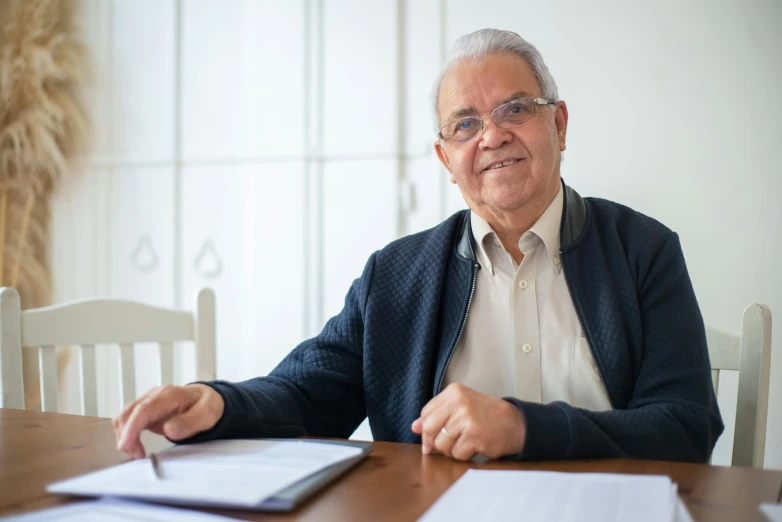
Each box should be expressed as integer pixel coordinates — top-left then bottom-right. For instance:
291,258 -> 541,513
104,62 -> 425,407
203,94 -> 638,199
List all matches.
438,97 -> 557,144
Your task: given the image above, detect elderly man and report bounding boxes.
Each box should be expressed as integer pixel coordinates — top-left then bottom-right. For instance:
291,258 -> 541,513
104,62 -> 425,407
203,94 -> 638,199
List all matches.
114,28 -> 722,463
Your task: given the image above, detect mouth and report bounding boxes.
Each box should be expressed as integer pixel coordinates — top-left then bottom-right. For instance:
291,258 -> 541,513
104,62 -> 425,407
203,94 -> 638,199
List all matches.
482,158 -> 523,172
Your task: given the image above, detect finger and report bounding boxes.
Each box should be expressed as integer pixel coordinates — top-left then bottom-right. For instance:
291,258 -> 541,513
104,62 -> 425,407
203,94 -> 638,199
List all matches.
431,425 -> 459,457
411,417 -> 423,434
125,437 -> 147,460
118,388 -> 187,456
112,390 -> 157,443
450,429 -> 478,461
421,406 -> 455,454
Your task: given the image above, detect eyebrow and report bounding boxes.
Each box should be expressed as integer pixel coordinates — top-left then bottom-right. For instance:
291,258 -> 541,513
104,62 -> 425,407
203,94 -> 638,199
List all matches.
444,91 -> 534,124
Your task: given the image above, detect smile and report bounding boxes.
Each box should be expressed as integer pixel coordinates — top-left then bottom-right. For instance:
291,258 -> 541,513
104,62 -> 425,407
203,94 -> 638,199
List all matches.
484,159 -> 521,171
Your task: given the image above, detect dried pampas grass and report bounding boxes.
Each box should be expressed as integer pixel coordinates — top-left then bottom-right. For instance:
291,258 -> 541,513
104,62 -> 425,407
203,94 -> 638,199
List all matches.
0,0 -> 89,410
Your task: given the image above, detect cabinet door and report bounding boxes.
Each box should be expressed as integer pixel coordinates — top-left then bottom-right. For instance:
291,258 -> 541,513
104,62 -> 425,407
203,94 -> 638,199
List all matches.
75,0 -> 112,161
405,156 -> 448,235
322,0 -> 398,156
180,162 -> 307,384
180,166 -> 246,383
405,0 -> 442,157
111,0 -> 176,163
109,167 -> 176,412
180,0 -> 306,161
321,160 -> 398,324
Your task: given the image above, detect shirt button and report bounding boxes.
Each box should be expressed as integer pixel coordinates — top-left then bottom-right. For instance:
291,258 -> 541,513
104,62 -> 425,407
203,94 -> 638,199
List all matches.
522,343 -> 532,353
518,280 -> 528,290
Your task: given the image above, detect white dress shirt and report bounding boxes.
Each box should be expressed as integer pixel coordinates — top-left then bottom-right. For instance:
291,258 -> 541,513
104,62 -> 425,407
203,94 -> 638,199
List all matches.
442,185 -> 612,411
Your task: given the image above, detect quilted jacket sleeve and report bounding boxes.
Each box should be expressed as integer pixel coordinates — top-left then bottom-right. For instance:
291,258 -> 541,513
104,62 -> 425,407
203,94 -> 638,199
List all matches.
178,253 -> 376,444
505,232 -> 724,463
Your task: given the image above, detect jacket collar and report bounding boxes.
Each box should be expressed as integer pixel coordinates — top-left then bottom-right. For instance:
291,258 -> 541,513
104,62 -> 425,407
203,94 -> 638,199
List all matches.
455,179 -> 587,260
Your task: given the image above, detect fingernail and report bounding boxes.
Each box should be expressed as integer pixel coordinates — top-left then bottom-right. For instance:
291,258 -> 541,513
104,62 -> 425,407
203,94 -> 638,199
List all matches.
422,444 -> 431,454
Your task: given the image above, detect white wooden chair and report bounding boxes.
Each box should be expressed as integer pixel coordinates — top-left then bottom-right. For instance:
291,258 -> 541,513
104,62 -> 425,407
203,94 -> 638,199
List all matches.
0,287 -> 216,415
707,303 -> 772,468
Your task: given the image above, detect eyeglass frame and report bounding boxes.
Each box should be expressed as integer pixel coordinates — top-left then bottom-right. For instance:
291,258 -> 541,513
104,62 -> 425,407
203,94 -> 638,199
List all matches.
437,97 -> 558,144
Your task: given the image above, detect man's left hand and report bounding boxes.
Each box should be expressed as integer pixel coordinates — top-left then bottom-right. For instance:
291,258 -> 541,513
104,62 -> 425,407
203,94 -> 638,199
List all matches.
411,383 -> 526,461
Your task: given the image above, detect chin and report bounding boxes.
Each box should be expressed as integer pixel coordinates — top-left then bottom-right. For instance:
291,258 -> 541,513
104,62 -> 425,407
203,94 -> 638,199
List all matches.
483,183 -> 532,211
485,194 -> 529,212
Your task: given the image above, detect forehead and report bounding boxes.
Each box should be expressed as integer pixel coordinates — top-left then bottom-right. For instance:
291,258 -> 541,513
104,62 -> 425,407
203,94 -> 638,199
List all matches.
438,53 -> 541,120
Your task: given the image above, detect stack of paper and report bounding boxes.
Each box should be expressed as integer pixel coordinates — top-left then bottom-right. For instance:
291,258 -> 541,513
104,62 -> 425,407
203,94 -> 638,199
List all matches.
761,503 -> 782,522
417,469 -> 693,522
46,439 -> 364,510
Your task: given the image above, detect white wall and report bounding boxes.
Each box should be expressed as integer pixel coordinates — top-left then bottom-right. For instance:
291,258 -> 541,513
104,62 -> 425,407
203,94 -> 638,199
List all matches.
51,0 -> 781,467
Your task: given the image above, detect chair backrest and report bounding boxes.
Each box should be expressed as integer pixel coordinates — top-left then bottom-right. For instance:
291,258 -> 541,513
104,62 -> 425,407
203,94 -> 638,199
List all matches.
706,303 -> 772,468
0,287 -> 216,416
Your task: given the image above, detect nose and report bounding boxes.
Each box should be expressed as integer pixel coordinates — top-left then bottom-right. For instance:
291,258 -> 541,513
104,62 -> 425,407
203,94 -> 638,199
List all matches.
478,118 -> 513,150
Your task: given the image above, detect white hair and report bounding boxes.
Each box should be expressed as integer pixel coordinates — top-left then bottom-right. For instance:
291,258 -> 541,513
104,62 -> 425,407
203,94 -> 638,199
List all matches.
432,28 -> 560,130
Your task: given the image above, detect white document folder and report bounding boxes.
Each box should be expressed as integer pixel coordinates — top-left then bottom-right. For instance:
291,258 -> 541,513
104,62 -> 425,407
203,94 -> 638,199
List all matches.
47,438 -> 372,512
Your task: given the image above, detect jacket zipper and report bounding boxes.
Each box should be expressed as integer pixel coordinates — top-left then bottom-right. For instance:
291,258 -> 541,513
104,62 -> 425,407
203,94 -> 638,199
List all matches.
437,262 -> 480,394
559,251 -> 613,407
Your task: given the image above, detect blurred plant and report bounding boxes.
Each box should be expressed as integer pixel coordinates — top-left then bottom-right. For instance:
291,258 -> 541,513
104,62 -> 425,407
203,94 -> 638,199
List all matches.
0,0 -> 89,410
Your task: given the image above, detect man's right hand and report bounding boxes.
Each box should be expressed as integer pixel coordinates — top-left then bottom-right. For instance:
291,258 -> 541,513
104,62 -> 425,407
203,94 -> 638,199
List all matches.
112,383 -> 224,459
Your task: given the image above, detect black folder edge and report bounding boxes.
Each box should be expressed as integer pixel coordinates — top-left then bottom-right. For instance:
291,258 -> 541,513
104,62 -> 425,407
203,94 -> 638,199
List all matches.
256,438 -> 374,512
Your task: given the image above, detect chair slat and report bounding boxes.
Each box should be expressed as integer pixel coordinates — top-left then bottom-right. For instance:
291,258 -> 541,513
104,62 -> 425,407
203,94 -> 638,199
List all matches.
79,344 -> 98,416
711,370 -> 720,395
159,342 -> 175,386
38,346 -> 59,413
119,343 -> 137,406
732,304 -> 773,468
195,289 -> 216,381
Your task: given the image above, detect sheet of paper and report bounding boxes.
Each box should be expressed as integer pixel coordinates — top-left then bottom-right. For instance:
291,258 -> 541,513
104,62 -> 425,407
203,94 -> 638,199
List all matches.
47,439 -> 363,509
0,498 -> 240,521
761,503 -> 782,522
417,469 -> 678,522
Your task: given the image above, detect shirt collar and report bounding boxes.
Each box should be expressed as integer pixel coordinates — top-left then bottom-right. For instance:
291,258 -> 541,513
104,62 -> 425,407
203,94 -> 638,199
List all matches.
526,183 -> 563,273
470,210 -> 500,275
469,183 -> 564,275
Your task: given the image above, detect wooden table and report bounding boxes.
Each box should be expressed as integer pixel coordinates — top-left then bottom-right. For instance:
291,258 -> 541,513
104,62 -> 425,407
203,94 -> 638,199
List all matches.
1,408 -> 780,521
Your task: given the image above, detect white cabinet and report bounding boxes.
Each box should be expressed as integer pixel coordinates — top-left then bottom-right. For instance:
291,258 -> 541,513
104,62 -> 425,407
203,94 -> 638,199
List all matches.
322,0 -> 398,156
76,1 -> 113,161
180,166 -> 245,383
180,163 -> 307,384
110,0 -> 176,163
405,156 -> 450,235
322,160 -> 398,323
181,0 -> 306,161
109,167 -> 176,410
405,0 -> 442,157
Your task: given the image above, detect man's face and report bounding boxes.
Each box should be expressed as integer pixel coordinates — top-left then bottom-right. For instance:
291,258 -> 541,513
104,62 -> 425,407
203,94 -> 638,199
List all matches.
435,53 -> 568,216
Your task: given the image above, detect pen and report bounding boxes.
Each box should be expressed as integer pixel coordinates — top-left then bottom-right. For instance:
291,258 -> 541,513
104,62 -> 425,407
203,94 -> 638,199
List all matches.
149,452 -> 164,480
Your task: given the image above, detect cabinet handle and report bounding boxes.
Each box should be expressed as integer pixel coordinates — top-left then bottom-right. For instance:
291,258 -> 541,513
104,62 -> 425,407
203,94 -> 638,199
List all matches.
130,234 -> 158,273
194,239 -> 222,279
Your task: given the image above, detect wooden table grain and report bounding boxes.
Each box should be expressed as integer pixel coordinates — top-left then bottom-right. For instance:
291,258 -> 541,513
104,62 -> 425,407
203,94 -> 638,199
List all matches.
1,408 -> 780,521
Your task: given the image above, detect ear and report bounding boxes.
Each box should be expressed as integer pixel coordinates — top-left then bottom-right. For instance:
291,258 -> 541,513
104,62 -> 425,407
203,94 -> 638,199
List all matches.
434,140 -> 457,184
554,100 -> 569,152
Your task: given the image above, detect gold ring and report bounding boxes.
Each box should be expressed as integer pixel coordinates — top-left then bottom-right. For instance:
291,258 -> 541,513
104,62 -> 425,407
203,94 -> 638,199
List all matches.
441,427 -> 457,440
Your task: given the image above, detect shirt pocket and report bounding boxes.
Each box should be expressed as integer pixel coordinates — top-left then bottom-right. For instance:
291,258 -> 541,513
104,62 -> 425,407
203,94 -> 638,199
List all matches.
568,336 -> 612,412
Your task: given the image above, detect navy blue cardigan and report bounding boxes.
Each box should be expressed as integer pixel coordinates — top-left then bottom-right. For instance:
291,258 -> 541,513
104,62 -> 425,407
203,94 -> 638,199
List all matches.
191,182 -> 723,462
